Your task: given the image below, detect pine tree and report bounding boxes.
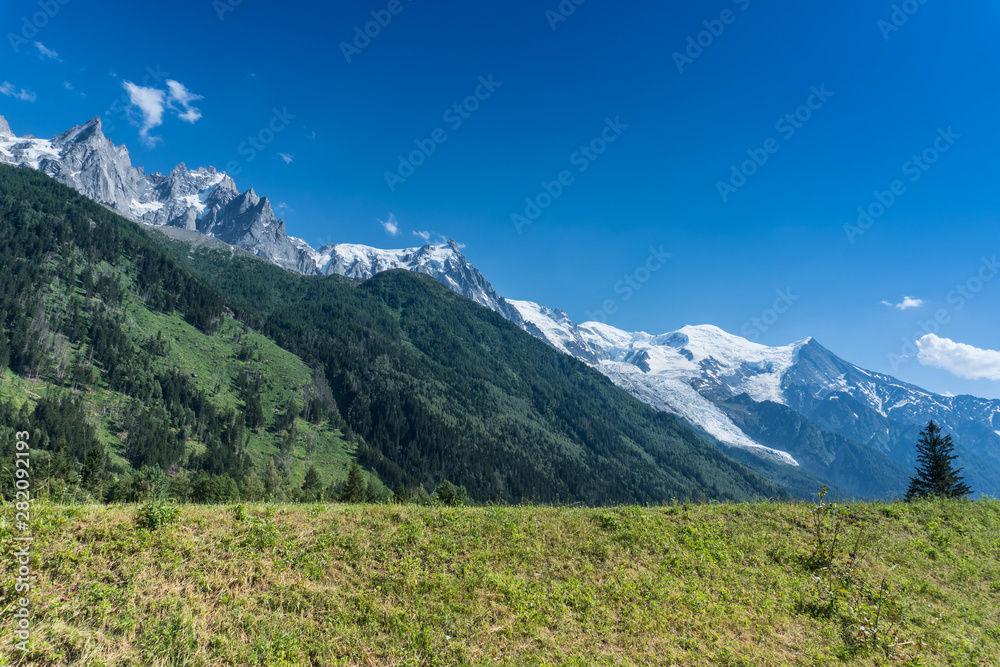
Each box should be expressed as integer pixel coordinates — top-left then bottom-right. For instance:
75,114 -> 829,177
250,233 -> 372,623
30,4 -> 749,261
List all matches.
80,445 -> 105,493
434,480 -> 468,506
393,482 -> 408,504
239,468 -> 266,501
341,463 -> 367,503
301,465 -> 322,502
264,456 -> 288,501
905,421 -> 972,500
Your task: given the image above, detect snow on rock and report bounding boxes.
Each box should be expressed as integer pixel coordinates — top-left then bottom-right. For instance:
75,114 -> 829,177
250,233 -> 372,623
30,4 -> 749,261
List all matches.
507,302 -> 803,465
9,115 -> 1000,472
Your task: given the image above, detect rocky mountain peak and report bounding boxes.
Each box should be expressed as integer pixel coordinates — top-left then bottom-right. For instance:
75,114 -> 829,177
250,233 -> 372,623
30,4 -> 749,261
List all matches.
51,116 -> 106,148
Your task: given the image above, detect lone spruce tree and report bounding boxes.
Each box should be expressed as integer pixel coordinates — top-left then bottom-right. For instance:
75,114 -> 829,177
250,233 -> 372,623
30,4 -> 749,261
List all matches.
905,421 -> 972,500
300,466 -> 322,502
341,463 -> 368,503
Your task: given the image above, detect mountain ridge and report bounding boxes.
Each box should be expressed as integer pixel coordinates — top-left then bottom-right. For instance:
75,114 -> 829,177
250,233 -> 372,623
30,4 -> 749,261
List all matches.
0,115 -> 518,321
4,113 -> 998,497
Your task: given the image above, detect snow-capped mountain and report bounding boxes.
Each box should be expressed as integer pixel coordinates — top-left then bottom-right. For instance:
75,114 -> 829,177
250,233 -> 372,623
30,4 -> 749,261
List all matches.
0,115 -> 508,312
306,240 -> 524,323
6,113 -> 999,495
509,301 -> 802,465
507,299 -> 1000,495
0,115 -> 316,272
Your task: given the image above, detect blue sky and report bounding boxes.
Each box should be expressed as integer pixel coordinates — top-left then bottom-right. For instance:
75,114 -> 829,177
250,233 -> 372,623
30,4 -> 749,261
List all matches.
2,0 -> 1000,398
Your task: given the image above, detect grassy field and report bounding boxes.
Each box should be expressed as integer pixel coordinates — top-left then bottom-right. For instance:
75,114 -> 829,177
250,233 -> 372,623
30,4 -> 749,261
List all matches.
0,498 -> 997,666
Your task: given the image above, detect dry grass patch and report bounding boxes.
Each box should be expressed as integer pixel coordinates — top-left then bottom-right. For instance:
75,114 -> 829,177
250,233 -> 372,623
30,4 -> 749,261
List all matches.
0,499 -> 998,665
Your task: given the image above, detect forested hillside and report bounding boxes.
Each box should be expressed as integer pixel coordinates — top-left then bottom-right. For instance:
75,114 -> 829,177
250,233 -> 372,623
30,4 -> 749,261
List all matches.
154,227 -> 790,503
0,165 -> 786,504
0,164 -> 357,503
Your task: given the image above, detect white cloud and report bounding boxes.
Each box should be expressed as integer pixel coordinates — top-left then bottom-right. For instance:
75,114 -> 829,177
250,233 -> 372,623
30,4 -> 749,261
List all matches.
917,334 -> 1000,381
122,79 -> 204,147
882,296 -> 924,310
276,202 -> 289,210
0,82 -> 37,102
412,230 -> 431,242
122,81 -> 166,147
35,42 -> 60,61
379,213 -> 400,237
165,79 -> 203,123
63,81 -> 73,90
279,153 -> 294,164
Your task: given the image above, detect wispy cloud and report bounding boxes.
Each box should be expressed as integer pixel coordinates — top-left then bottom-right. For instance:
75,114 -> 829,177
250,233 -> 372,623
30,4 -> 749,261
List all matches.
412,230 -> 431,242
63,81 -> 74,90
122,81 -> 166,147
379,213 -> 400,237
882,296 -> 924,310
35,41 -> 60,61
279,153 -> 294,164
0,82 -> 37,102
122,78 -> 204,147
917,334 -> 1000,381
165,80 -> 202,123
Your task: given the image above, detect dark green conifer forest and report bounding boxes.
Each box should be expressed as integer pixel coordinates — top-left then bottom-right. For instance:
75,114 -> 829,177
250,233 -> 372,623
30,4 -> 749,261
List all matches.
0,164 -> 784,505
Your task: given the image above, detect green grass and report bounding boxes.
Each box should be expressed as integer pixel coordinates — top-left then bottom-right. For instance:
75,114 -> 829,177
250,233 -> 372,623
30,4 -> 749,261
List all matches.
1,498 -> 997,665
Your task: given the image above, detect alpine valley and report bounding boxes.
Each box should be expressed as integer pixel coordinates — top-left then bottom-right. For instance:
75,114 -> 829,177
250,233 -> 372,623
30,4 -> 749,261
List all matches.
3,114 -> 999,500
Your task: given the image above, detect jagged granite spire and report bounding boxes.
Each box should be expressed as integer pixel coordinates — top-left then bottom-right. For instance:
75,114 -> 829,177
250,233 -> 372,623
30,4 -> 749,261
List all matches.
0,115 -> 314,273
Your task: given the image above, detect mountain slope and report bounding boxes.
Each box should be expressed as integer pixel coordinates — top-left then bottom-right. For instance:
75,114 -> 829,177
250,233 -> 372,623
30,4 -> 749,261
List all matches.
0,163 -> 356,502
509,301 -> 803,464
0,163 -> 783,504
0,115 -> 518,314
7,113 -> 997,498
716,394 -> 911,498
511,301 -> 1000,497
156,227 -> 786,503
